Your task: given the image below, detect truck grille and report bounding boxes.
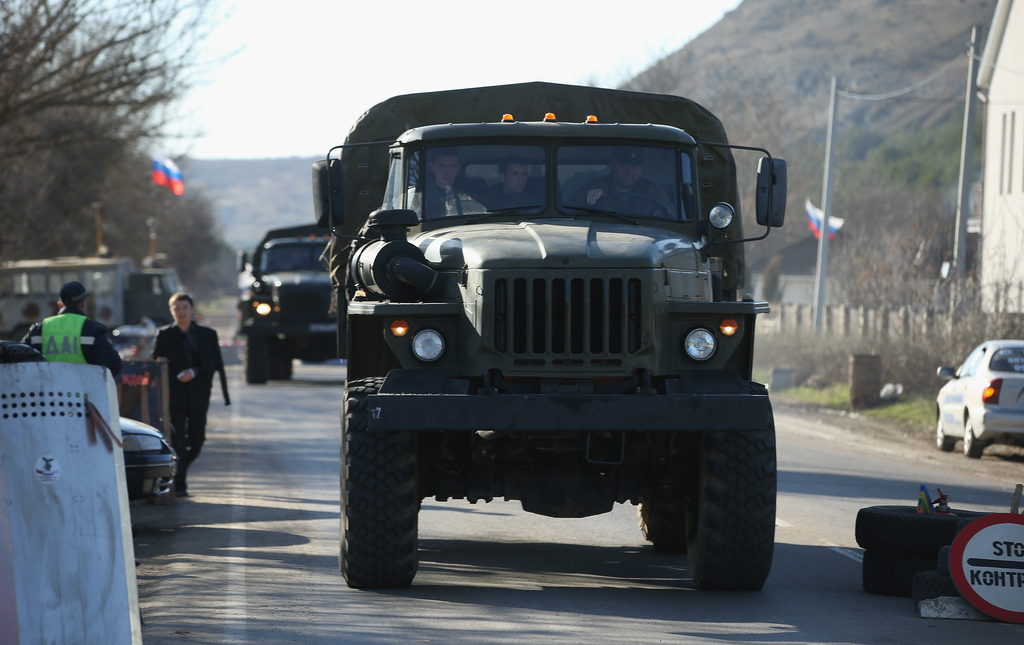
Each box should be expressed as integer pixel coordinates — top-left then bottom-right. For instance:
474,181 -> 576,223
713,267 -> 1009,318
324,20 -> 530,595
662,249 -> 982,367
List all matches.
277,287 -> 330,323
493,277 -> 643,357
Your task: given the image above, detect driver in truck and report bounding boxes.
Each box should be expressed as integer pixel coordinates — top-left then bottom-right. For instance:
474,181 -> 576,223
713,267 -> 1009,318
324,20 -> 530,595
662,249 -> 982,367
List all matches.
569,147 -> 671,218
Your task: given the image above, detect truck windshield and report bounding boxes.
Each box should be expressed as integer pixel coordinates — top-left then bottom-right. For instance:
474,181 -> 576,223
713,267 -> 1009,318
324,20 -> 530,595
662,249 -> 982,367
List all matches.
401,145 -> 546,220
261,244 -> 325,273
557,144 -> 693,221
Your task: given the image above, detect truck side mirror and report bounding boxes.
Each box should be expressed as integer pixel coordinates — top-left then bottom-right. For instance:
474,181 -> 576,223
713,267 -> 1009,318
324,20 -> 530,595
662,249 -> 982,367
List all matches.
312,159 -> 345,227
237,250 -> 248,273
755,157 -> 786,228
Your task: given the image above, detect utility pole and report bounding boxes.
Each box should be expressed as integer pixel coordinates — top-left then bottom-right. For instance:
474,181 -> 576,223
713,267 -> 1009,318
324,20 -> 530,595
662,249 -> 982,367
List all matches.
953,25 -> 979,285
813,76 -> 839,333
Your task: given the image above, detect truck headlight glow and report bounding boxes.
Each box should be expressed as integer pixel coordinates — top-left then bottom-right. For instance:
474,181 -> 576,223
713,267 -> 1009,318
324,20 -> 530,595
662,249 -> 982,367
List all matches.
412,329 -> 445,362
684,328 -> 716,361
709,203 -> 735,229
254,302 -> 272,316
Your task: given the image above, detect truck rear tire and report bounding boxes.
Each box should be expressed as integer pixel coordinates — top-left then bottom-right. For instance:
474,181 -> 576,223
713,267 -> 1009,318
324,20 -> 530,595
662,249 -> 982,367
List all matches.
685,424 -> 777,590
244,336 -> 270,384
269,347 -> 293,381
341,377 -> 419,588
639,497 -> 687,553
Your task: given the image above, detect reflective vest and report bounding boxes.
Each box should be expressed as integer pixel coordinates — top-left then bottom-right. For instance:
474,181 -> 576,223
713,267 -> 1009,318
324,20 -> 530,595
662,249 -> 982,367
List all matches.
40,313 -> 90,364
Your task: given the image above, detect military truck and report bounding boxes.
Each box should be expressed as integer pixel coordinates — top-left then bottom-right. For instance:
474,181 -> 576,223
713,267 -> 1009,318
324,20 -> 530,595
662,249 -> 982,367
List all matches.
313,82 -> 786,590
0,256 -> 182,341
237,224 -> 335,384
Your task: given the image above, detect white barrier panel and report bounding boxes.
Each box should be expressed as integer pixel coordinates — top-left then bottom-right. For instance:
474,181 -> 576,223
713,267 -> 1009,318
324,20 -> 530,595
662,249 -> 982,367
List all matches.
0,362 -> 141,645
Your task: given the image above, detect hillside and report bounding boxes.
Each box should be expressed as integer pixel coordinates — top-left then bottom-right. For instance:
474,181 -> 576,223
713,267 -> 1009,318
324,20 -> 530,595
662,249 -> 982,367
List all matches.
189,0 -> 998,253
185,156 -> 319,251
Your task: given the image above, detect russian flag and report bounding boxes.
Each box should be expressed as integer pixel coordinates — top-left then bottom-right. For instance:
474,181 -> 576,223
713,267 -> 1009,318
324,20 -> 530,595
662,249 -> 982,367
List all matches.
806,198 -> 843,240
152,156 -> 184,195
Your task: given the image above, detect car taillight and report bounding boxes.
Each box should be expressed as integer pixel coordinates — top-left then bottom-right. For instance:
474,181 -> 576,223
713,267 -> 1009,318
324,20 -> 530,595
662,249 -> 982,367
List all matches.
983,378 -> 1003,404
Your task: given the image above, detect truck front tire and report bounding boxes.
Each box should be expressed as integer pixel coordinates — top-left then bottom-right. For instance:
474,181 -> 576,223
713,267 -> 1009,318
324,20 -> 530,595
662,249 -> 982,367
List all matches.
244,335 -> 270,384
685,424 -> 777,590
341,377 -> 419,588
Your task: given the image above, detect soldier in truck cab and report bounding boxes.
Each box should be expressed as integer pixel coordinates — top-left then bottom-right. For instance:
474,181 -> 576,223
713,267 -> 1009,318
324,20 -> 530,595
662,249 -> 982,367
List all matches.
422,148 -> 485,218
568,147 -> 671,218
483,155 -> 542,210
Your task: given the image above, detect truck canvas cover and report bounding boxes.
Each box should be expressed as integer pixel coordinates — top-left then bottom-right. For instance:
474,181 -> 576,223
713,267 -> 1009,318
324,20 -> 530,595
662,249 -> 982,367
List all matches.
331,82 -> 744,286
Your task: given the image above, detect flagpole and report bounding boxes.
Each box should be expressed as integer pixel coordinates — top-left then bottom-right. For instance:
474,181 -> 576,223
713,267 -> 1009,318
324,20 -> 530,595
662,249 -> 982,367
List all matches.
813,76 -> 838,334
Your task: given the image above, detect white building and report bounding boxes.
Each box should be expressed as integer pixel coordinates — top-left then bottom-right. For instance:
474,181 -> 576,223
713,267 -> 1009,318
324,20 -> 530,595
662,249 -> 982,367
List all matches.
978,0 -> 1024,311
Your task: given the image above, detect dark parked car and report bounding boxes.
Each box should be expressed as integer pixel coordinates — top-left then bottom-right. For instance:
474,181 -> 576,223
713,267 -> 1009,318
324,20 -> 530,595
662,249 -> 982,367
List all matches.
121,417 -> 177,500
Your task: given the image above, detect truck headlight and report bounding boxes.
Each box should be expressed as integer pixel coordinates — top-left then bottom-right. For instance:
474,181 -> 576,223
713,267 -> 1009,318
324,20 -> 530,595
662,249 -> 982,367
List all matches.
254,302 -> 272,316
683,328 -> 716,361
412,329 -> 445,362
709,203 -> 735,229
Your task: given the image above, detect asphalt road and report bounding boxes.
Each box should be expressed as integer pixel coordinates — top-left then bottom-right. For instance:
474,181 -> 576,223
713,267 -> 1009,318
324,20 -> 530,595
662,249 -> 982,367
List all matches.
129,360 -> 1024,644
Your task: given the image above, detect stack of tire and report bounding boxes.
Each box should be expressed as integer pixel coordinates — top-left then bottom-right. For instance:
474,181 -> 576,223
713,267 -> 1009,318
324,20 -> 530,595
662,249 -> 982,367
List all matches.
855,505 -> 987,604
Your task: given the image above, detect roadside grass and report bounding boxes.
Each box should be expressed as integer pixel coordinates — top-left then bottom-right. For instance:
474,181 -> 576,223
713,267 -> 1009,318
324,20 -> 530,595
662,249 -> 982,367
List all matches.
769,382 -> 935,431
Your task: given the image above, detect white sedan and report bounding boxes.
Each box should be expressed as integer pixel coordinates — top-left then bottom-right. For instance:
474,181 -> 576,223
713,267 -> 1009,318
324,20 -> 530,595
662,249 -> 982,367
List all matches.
935,339 -> 1024,458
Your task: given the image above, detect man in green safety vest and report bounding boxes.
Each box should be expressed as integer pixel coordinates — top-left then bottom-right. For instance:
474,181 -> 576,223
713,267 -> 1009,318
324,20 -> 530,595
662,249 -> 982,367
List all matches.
23,280 -> 122,376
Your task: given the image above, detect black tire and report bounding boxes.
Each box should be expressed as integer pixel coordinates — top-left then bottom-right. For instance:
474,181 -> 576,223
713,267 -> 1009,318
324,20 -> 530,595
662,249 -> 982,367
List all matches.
936,544 -> 951,576
685,424 -> 777,590
911,570 -> 960,605
935,415 -> 956,452
855,505 -> 987,556
963,416 -> 984,459
639,497 -> 687,553
244,335 -> 270,384
269,348 -> 293,381
340,377 -> 419,588
862,550 -> 935,597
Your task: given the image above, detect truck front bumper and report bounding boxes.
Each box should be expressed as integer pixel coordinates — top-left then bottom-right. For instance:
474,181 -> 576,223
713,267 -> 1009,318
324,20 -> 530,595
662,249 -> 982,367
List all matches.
365,369 -> 772,433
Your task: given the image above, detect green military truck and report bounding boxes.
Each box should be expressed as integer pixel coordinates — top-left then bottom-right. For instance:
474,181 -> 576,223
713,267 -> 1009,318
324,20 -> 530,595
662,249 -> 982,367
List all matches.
237,224 -> 336,384
0,256 -> 181,342
313,82 -> 786,590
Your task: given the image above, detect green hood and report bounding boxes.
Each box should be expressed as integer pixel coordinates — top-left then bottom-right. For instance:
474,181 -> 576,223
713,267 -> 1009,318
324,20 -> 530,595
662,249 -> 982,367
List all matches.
413,219 -> 702,271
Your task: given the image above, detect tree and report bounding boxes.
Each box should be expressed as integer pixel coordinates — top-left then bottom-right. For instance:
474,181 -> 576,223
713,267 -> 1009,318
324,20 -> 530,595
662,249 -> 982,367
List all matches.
0,0 -> 230,297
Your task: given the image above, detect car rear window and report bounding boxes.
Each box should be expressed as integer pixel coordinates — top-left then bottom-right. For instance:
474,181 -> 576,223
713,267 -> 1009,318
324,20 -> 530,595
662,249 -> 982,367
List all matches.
988,348 -> 1024,373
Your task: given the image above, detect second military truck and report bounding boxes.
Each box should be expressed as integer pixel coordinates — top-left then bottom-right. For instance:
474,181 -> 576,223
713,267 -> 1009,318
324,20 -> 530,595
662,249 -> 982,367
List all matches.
237,225 -> 335,383
314,82 -> 786,590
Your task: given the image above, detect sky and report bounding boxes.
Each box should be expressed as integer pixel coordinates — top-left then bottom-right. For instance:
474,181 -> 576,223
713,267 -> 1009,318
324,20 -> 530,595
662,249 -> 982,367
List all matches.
172,0 -> 742,160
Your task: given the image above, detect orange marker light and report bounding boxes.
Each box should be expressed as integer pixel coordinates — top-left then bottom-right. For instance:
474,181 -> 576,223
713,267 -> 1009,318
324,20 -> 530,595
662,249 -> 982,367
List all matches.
719,318 -> 739,336
543,112 -> 557,122
390,319 -> 410,337
502,113 -> 515,122
585,115 -> 599,123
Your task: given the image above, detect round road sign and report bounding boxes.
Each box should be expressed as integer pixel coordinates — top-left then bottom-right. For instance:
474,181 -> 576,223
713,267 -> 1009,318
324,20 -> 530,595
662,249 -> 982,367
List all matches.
949,513 -> 1024,623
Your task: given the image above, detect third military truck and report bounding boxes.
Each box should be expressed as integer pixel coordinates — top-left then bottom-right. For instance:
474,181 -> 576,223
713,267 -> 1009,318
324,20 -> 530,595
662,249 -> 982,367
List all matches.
314,82 -> 787,590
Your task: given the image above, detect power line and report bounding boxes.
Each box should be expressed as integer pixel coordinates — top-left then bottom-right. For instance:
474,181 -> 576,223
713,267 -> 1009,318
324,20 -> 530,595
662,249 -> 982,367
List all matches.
838,54 -> 966,102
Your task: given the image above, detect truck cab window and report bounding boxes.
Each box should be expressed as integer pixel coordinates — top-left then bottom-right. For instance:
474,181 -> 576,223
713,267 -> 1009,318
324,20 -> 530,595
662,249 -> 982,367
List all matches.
557,145 -> 686,221
403,145 -> 546,219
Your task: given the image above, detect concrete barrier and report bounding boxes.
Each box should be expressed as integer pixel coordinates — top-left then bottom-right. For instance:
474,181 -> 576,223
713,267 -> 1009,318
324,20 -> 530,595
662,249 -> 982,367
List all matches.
0,362 -> 141,644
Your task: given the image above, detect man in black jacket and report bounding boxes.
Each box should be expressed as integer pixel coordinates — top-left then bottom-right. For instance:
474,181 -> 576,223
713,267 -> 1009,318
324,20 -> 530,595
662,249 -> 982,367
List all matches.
153,291 -> 230,497
22,280 -> 122,376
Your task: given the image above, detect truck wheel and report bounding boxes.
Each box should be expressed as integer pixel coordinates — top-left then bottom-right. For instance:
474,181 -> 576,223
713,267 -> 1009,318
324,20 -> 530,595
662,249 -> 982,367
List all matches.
269,350 -> 293,381
685,425 -> 776,590
341,377 -> 419,588
639,497 -> 687,553
244,336 -> 270,384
